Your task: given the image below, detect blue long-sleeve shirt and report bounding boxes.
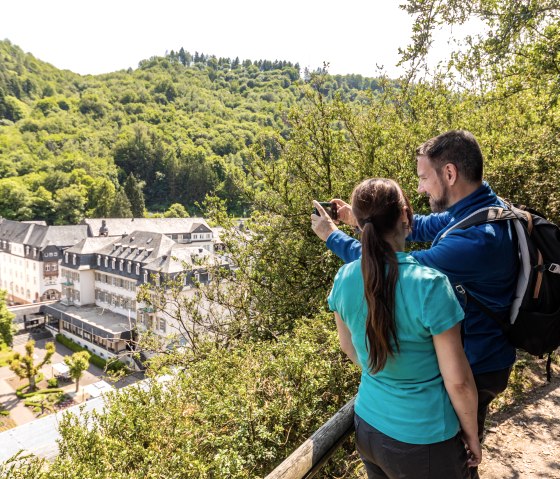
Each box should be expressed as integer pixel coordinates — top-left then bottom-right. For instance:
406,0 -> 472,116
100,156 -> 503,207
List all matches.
326,182 -> 517,375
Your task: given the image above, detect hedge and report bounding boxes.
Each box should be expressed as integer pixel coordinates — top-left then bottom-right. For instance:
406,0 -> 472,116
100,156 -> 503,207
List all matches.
55,334 -> 127,372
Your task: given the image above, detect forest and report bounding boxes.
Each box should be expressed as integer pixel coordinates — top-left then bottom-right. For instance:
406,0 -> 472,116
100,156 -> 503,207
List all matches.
0,40 -> 382,222
1,0 -> 560,477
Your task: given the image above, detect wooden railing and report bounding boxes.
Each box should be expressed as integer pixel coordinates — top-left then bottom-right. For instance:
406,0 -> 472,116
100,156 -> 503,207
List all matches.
265,397 -> 355,479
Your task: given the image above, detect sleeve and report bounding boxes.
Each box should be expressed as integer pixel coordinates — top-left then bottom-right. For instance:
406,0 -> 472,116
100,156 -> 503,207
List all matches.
326,229 -> 362,264
327,266 -> 344,313
407,212 -> 452,242
420,273 -> 464,335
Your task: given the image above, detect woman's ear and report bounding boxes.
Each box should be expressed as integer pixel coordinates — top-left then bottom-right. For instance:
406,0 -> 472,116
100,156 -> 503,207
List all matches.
401,206 -> 410,227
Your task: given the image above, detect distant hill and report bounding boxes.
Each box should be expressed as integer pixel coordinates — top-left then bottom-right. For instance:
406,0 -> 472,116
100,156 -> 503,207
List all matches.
0,40 -> 384,223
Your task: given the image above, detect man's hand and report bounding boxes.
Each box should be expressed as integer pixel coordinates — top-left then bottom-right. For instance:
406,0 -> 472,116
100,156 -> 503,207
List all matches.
311,200 -> 338,242
331,199 -> 357,227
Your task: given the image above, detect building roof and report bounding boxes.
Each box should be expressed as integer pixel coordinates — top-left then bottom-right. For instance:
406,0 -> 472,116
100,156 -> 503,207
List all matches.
65,236 -> 117,255
143,244 -> 223,274
0,221 -> 88,248
95,230 -> 177,265
42,303 -> 134,339
82,218 -> 212,237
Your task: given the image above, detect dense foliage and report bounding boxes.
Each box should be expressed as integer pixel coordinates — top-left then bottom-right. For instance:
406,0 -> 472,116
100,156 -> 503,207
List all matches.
0,41 -> 383,222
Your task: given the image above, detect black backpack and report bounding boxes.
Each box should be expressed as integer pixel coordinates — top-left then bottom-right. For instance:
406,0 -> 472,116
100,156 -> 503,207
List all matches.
441,201 -> 560,380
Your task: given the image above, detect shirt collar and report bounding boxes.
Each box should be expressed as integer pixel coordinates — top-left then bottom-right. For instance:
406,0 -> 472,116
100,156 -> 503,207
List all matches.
446,181 -> 497,218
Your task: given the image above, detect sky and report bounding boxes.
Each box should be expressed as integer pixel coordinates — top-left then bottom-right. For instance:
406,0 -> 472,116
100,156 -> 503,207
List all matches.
1,1 -> 481,78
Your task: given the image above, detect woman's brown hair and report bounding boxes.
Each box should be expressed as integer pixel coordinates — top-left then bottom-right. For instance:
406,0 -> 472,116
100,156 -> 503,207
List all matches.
351,178 -> 413,373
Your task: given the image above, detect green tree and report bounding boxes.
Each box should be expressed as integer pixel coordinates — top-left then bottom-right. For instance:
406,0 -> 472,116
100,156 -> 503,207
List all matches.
54,185 -> 87,225
10,340 -> 55,391
110,188 -> 133,218
64,351 -> 90,393
0,290 -> 15,346
124,173 -> 146,217
163,202 -> 189,218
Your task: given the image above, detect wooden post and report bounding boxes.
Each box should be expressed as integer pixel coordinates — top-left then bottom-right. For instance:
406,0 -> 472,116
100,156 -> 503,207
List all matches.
265,396 -> 355,479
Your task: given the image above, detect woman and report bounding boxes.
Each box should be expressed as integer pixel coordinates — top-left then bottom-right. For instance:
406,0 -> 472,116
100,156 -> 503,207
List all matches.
317,178 -> 481,478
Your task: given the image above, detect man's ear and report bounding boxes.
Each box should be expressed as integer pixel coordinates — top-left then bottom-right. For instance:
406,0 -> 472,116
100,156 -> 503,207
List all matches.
443,163 -> 458,186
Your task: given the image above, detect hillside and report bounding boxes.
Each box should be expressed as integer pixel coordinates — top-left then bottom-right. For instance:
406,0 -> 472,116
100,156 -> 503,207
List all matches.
0,40 -> 382,223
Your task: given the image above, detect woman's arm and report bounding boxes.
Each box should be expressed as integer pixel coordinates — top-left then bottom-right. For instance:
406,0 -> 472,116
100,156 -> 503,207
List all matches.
433,323 -> 482,468
334,312 -> 359,367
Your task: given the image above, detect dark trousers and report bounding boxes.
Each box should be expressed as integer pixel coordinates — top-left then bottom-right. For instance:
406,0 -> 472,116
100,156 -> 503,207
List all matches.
354,414 -> 470,479
469,366 -> 512,479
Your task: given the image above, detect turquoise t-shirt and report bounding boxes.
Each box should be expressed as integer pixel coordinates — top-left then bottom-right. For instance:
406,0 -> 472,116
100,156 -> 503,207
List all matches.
328,252 -> 464,445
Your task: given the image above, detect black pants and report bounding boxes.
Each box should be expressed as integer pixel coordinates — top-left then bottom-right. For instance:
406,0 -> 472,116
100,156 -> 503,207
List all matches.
354,414 -> 470,479
469,366 -> 512,479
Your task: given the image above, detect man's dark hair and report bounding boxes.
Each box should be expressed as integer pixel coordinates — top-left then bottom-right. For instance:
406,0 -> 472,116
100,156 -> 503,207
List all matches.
416,130 -> 483,183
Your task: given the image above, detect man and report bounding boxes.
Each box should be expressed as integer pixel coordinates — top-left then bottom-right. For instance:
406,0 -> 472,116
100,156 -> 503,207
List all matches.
312,130 -> 518,479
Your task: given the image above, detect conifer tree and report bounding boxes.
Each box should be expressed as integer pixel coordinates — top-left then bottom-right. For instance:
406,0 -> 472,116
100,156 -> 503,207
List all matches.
110,189 -> 133,218
124,174 -> 145,218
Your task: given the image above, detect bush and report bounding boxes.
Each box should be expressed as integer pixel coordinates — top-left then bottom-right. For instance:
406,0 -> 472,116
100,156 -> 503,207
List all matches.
47,377 -> 59,388
0,410 -> 9,416
21,388 -> 63,399
55,334 -> 127,373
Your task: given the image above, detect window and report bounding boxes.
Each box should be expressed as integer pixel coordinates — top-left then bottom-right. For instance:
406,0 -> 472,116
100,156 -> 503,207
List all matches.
143,271 -> 148,283
65,253 -> 69,262
104,257 -> 108,267
25,246 -> 29,255
52,263 -> 57,271
127,261 -> 131,273
135,263 -> 140,275
112,258 -> 116,269
119,260 -> 124,271
45,264 -> 50,272
97,255 -> 101,266
33,248 -> 37,257
72,254 -> 76,265
159,318 -> 166,333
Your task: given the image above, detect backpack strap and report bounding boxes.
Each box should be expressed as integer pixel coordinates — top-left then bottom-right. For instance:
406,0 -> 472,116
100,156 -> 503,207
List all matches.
454,285 -> 510,331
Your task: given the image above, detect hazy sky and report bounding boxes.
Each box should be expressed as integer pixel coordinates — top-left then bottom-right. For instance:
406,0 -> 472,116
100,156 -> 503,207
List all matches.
1,1 -> 479,78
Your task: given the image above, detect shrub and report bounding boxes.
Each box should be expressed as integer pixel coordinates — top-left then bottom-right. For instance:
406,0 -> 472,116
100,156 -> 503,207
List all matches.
47,377 -> 59,388
55,334 -> 127,373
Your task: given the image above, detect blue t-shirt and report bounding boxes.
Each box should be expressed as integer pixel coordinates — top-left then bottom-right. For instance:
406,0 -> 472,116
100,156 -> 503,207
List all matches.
328,252 -> 464,444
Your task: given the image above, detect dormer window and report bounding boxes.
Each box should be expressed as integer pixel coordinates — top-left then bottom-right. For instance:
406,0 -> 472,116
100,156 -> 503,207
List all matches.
97,255 -> 101,266
143,271 -> 148,283
25,246 -> 30,255
127,261 -> 131,273
33,248 -> 37,257
112,258 -> 116,269
104,257 -> 108,267
119,260 -> 124,271
72,254 -> 77,265
135,263 -> 140,275
65,252 -> 69,263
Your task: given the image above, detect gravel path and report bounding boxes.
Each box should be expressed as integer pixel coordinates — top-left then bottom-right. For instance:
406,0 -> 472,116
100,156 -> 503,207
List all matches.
478,361 -> 560,478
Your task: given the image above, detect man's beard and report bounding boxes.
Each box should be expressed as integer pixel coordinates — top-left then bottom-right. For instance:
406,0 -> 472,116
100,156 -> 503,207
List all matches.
428,181 -> 450,213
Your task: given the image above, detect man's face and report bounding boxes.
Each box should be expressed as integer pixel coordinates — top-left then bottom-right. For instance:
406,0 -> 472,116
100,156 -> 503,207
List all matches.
417,155 -> 450,213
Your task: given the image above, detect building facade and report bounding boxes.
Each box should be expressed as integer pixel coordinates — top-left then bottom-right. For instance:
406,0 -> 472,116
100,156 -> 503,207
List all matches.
46,230 -> 226,368
0,220 -> 88,305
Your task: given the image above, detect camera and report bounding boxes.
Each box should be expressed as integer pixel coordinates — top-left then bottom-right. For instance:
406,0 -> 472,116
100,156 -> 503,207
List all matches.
313,201 -> 338,220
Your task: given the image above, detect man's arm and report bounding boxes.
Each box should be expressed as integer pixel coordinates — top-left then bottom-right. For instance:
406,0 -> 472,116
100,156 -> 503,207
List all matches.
326,230 -> 362,264
311,200 -> 362,264
408,212 -> 452,242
